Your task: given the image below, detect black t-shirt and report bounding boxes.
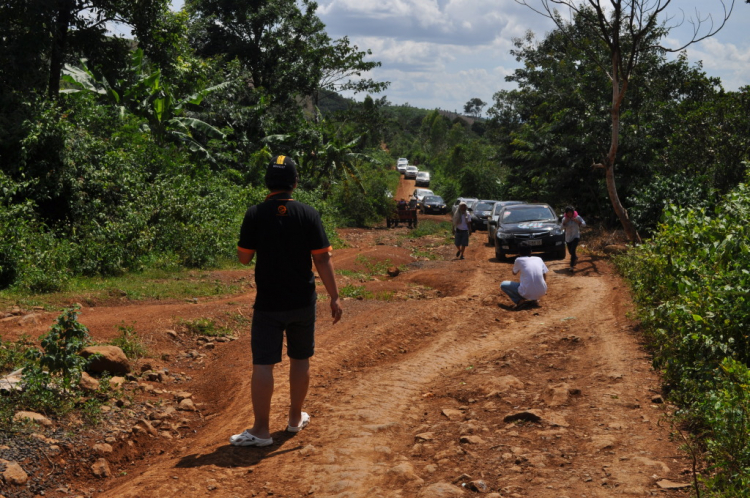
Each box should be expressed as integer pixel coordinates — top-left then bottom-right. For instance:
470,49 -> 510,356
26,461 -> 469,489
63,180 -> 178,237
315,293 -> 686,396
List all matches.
238,192 -> 332,311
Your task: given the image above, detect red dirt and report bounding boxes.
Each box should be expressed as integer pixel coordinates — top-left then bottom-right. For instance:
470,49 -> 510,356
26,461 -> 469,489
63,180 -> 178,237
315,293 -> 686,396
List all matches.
0,179 -> 693,498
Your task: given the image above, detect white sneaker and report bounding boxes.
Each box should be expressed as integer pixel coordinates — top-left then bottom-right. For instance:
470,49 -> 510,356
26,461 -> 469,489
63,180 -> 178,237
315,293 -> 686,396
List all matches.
229,430 -> 273,447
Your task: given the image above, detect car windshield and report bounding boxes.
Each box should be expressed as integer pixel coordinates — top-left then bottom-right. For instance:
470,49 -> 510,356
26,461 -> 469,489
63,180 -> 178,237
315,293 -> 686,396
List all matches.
474,202 -> 495,212
424,196 -> 443,203
502,206 -> 556,223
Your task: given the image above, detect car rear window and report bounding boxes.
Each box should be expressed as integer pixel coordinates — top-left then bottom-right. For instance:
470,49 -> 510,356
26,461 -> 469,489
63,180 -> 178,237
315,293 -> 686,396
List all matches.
502,206 -> 556,223
424,196 -> 443,203
474,202 -> 495,211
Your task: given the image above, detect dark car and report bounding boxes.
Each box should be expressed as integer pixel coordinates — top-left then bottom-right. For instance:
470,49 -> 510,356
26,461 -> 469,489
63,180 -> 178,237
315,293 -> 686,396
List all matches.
470,200 -> 497,231
489,203 -> 566,260
421,195 -> 447,214
486,200 -> 524,245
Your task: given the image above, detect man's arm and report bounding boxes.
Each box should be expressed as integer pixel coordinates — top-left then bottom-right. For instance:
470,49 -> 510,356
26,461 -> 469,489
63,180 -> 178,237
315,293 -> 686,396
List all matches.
237,248 -> 255,265
312,251 -> 343,324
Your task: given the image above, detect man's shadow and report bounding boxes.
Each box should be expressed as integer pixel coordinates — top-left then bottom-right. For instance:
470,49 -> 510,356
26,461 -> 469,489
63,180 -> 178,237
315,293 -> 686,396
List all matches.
552,256 -> 602,276
175,431 -> 304,469
497,301 -> 541,312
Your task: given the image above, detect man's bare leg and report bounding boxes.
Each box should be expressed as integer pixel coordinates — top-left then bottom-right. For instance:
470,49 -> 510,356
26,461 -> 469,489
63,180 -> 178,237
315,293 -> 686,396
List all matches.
288,358 -> 310,428
249,364 -> 274,439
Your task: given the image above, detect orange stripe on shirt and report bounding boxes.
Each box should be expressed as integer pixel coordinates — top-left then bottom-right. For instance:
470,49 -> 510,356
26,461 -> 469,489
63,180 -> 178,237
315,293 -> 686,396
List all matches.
265,191 -> 295,201
311,246 -> 332,255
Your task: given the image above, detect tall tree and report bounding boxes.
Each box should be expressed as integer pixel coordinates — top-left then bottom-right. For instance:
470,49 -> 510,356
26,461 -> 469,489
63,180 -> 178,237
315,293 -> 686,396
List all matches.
186,0 -> 329,103
315,36 -> 389,108
33,0 -> 168,98
464,98 -> 486,118
516,0 -> 735,243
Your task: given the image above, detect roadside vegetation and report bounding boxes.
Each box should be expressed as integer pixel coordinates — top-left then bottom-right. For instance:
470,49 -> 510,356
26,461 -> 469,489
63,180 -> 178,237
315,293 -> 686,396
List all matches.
0,308 -> 119,430
618,178 -> 750,496
1,0 -> 750,495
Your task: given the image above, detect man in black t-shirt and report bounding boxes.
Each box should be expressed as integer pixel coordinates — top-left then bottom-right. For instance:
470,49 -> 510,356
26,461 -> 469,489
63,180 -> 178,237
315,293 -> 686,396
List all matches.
230,155 -> 342,447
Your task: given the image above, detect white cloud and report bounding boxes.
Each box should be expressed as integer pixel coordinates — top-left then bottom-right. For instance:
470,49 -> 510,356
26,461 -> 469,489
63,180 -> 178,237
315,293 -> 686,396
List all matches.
683,37 -> 750,90
167,0 -> 750,109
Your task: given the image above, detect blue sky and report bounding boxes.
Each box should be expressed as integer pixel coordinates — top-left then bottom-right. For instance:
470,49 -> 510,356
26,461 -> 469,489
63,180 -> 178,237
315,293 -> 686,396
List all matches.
169,0 -> 749,113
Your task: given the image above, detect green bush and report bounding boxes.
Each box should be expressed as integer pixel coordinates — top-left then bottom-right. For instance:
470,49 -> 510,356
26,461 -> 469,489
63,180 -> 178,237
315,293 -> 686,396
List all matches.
618,178 -> 750,495
693,358 -> 750,493
329,165 -> 399,227
23,306 -> 93,394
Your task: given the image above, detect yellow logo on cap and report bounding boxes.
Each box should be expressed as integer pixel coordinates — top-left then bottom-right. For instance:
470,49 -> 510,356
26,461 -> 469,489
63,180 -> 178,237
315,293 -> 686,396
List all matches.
276,155 -> 286,165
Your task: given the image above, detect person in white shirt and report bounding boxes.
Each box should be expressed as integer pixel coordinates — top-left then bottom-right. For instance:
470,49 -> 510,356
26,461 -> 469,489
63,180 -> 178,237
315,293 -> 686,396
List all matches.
561,205 -> 585,269
451,201 -> 472,260
500,244 -> 548,309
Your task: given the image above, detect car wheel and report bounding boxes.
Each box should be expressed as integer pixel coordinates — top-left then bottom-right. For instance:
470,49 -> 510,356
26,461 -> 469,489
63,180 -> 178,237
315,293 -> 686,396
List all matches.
495,246 -> 506,261
555,246 -> 567,260
488,232 -> 495,246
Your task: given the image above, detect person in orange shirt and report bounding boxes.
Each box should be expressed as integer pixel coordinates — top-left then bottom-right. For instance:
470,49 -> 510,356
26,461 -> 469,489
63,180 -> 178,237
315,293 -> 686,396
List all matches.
231,155 -> 342,447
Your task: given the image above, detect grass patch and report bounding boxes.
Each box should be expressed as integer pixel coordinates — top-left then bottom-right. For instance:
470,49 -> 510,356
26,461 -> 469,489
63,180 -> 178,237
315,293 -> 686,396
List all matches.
355,254 -> 393,275
0,336 -> 33,375
340,284 -> 372,300
179,317 -> 232,337
409,220 -> 452,239
412,248 -> 440,260
374,291 -> 395,301
0,265 -> 249,309
336,268 -> 367,279
340,285 -> 395,301
108,323 -> 148,360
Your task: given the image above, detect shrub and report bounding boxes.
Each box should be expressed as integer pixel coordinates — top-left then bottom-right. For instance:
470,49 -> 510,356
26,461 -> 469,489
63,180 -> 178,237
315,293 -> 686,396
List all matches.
329,166 -> 399,227
109,323 -> 148,360
692,358 -> 750,492
23,306 -> 93,394
179,317 -> 231,337
618,178 -> 750,495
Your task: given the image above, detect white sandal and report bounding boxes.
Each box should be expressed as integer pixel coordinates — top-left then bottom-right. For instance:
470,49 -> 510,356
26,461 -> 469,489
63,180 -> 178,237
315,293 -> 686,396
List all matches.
229,430 -> 273,447
286,412 -> 310,433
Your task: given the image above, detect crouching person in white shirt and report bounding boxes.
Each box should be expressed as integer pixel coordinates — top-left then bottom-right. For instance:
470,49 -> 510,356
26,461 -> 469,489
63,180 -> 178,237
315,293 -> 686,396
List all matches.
500,244 -> 548,309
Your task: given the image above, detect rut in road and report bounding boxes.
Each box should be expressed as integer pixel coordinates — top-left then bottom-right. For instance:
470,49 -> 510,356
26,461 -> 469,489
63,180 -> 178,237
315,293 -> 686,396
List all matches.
291,255 -> 628,497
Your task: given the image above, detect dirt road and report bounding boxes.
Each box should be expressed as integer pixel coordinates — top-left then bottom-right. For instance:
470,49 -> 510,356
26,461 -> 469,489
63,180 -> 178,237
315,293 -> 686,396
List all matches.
3,179 -> 692,497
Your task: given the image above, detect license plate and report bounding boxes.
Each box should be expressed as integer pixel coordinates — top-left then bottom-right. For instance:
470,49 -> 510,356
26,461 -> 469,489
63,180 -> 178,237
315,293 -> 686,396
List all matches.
527,239 -> 542,246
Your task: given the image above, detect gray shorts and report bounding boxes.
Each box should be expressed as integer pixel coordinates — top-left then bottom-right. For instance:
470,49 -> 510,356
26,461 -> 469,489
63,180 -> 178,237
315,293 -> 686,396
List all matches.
455,229 -> 469,247
251,304 -> 316,365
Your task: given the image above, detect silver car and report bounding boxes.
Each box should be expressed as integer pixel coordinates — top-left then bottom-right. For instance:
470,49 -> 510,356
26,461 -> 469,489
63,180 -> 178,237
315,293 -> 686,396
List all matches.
397,158 -> 408,174
404,165 -> 418,179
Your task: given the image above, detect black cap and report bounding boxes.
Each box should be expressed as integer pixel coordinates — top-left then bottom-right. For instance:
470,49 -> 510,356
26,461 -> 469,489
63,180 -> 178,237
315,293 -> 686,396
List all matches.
265,155 -> 298,190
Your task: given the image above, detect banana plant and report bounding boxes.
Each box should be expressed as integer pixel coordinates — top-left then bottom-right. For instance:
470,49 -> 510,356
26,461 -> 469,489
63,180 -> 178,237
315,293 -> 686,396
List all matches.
61,49 -> 230,160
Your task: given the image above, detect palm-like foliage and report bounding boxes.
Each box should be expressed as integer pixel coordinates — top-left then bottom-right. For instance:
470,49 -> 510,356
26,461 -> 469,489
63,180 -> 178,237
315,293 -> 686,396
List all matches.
61,49 -> 229,159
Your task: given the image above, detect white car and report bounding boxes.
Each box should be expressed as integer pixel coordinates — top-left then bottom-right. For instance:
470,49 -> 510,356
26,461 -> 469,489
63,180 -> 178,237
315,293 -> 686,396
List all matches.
415,171 -> 430,187
404,165 -> 418,179
397,158 -> 408,174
